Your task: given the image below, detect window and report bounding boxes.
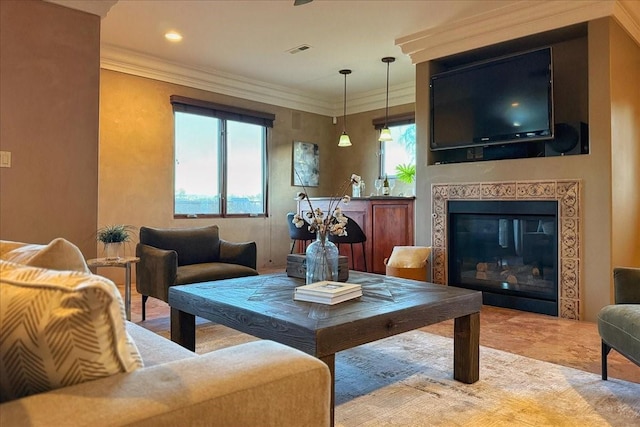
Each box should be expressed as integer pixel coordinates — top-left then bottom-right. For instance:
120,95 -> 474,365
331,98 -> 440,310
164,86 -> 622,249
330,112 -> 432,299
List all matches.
171,96 -> 274,217
374,114 -> 416,179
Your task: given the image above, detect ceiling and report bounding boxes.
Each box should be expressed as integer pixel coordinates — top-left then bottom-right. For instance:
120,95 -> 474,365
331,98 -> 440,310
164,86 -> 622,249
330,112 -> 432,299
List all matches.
48,0 -> 524,114
47,0 -> 639,116
102,1 -> 520,97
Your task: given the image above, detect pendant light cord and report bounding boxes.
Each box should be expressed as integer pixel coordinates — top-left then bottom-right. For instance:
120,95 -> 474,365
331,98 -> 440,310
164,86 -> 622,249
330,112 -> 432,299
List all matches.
385,61 -> 390,126
339,69 -> 351,132
343,71 -> 347,132
381,57 -> 395,128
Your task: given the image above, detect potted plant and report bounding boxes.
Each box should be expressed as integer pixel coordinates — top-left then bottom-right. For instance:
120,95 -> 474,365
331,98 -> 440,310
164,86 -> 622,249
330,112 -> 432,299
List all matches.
97,224 -> 135,260
395,163 -> 416,184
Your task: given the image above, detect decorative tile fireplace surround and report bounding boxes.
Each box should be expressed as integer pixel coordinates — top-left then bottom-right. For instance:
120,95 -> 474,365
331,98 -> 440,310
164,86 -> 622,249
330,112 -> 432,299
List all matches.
431,180 -> 581,319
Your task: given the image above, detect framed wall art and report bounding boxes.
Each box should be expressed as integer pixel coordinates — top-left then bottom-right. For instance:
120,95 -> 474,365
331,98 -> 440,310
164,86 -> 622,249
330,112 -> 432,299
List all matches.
292,141 -> 319,187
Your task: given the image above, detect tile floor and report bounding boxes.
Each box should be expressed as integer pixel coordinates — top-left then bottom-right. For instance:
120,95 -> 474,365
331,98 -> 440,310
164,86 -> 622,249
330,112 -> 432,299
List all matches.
119,270 -> 639,385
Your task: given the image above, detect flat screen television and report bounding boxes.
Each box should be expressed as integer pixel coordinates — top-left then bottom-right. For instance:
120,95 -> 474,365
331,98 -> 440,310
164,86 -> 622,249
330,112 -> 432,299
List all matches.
430,48 -> 554,151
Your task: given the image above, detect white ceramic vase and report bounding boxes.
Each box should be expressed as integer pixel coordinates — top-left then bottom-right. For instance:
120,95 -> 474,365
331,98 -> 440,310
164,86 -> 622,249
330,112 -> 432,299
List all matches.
104,242 -> 124,260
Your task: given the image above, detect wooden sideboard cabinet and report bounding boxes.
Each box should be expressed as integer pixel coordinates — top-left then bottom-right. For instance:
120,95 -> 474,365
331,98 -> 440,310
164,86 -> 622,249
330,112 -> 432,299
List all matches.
298,197 -> 415,274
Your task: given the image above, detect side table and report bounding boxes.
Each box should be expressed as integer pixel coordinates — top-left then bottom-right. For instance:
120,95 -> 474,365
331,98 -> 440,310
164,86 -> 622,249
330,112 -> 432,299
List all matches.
87,256 -> 140,321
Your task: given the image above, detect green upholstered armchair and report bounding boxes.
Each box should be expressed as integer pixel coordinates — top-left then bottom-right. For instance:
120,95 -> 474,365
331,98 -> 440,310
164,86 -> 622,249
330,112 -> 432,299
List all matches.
136,225 -> 258,320
597,267 -> 640,380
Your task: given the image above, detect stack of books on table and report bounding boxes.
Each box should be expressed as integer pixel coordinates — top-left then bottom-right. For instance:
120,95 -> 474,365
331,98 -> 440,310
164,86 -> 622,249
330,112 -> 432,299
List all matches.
294,281 -> 362,305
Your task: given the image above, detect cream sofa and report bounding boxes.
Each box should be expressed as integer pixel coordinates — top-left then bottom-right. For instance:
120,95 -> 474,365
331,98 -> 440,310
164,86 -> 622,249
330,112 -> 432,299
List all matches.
0,239 -> 331,426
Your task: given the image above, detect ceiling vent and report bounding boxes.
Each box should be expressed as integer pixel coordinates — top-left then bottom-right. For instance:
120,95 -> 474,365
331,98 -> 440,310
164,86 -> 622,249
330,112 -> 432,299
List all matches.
287,45 -> 312,54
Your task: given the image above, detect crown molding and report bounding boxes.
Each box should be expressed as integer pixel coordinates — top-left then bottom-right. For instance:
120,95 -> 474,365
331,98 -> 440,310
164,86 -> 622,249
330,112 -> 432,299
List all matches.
613,0 -> 640,43
45,0 -> 118,18
101,44 -> 334,115
396,0 -> 639,64
343,82 -> 415,117
101,44 -> 414,117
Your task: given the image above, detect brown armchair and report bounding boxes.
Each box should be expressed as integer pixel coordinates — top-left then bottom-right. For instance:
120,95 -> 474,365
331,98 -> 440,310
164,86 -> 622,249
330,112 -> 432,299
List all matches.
136,225 -> 258,320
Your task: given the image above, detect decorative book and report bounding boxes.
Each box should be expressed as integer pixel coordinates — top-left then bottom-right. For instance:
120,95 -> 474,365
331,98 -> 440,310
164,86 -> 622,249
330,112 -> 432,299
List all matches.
294,281 -> 362,305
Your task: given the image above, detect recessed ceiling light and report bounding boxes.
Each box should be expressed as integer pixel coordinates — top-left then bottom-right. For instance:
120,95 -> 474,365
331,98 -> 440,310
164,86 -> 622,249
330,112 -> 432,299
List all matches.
165,31 -> 183,42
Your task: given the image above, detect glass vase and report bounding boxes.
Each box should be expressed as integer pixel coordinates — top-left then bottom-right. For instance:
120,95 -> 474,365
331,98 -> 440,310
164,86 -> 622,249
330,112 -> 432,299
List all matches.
352,182 -> 361,198
305,232 -> 339,284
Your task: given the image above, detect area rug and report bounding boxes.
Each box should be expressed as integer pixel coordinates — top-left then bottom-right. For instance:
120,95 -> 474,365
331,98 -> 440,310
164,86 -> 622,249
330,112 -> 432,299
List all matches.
155,322 -> 639,426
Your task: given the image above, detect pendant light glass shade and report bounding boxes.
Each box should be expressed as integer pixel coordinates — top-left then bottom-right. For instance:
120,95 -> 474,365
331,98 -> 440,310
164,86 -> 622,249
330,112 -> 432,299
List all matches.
378,127 -> 393,142
379,57 -> 395,142
338,132 -> 352,147
338,69 -> 352,147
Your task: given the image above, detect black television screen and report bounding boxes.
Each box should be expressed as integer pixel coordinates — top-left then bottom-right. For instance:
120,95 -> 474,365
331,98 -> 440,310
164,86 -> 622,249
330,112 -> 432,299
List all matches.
430,48 -> 554,151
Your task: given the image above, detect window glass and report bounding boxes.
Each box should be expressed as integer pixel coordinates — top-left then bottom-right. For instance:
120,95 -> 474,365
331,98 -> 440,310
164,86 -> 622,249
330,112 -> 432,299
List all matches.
174,112 -> 220,215
226,120 -> 265,214
380,123 -> 416,178
174,111 -> 267,217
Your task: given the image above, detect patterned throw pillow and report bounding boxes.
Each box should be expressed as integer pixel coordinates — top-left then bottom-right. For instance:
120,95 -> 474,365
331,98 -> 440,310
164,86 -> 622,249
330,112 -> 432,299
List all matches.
0,260 -> 143,402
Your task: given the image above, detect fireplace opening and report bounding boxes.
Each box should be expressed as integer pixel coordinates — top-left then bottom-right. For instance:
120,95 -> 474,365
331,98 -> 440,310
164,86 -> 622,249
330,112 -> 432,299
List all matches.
448,200 -> 558,316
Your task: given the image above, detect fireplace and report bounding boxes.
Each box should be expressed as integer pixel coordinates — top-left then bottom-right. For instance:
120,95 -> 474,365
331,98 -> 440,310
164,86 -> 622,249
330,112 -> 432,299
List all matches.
448,200 -> 558,315
431,180 -> 582,320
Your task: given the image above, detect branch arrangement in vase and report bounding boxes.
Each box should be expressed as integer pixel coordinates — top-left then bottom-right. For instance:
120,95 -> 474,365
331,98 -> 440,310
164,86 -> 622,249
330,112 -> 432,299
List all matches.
292,173 -> 361,240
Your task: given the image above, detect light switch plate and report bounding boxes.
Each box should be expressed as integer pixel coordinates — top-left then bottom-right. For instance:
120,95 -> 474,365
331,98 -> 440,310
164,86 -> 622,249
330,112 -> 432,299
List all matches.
0,151 -> 11,167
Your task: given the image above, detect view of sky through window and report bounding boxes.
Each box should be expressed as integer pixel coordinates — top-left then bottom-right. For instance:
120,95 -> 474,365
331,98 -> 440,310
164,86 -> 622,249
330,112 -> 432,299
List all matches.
174,111 -> 266,215
381,123 -> 416,178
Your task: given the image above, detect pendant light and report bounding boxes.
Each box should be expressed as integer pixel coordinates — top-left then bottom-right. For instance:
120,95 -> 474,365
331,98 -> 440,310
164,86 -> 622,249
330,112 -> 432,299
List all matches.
379,57 -> 395,142
338,69 -> 352,147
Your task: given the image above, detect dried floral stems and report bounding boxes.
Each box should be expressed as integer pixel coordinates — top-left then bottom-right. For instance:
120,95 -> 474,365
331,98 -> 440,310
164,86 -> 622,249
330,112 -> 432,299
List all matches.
292,170 -> 361,238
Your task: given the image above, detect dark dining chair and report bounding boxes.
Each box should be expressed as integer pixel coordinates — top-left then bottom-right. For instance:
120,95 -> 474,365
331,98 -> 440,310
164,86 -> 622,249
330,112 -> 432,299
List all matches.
329,216 -> 367,271
287,212 -> 316,253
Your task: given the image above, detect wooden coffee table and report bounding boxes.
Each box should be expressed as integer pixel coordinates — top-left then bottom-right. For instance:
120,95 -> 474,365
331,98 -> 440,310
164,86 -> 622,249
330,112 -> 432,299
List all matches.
169,272 -> 482,424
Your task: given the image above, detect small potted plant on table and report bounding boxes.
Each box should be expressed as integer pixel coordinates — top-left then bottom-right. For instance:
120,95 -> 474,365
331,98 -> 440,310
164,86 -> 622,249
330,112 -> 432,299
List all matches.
97,224 -> 135,260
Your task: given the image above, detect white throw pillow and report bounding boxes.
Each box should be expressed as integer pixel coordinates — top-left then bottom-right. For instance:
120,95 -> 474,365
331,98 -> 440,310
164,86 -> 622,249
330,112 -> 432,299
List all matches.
386,246 -> 432,268
1,238 -> 90,273
0,260 -> 143,402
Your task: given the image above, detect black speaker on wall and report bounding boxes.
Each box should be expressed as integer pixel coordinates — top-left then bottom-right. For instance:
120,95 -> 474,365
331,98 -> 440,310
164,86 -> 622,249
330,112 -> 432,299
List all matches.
545,122 -> 589,157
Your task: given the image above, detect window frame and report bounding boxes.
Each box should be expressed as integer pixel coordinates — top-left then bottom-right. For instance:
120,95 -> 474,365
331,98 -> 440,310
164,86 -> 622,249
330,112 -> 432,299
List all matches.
171,96 -> 274,219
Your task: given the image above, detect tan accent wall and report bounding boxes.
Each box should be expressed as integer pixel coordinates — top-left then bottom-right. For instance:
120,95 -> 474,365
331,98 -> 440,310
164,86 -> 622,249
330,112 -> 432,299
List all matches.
610,20 -> 640,274
98,70 -> 335,270
330,103 -> 416,198
415,18 -> 639,321
0,0 -> 100,257
99,70 -> 416,276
